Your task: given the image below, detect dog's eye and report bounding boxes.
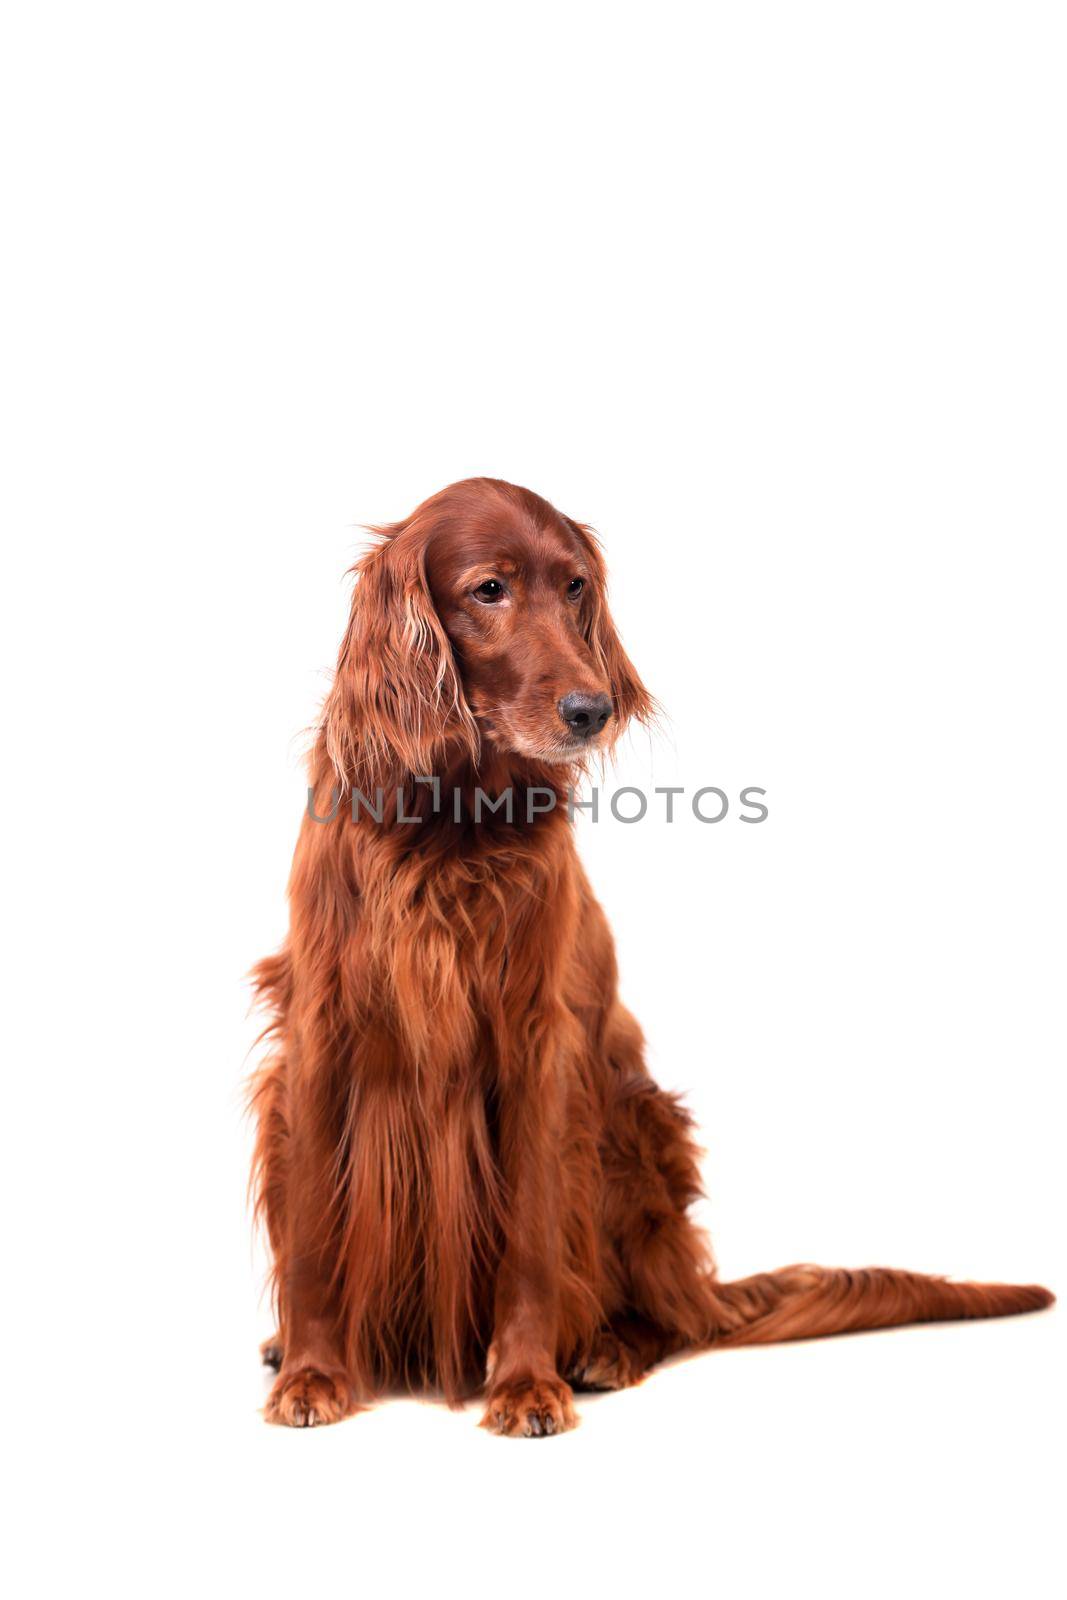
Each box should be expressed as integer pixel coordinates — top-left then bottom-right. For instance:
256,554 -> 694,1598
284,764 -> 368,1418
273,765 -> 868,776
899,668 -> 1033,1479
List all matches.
567,578 -> 585,599
474,579 -> 505,603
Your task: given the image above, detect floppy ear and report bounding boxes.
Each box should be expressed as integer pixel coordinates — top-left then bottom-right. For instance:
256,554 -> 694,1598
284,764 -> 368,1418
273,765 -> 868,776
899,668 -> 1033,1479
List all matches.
322,525 -> 478,789
566,519 -> 656,732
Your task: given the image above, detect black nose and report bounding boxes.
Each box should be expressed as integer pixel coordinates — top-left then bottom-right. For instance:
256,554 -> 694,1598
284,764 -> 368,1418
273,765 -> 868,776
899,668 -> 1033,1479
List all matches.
558,691 -> 613,739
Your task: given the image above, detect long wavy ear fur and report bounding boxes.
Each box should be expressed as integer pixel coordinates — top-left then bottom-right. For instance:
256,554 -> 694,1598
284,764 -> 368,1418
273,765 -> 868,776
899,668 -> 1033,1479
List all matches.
322,523 -> 478,789
566,518 -> 656,731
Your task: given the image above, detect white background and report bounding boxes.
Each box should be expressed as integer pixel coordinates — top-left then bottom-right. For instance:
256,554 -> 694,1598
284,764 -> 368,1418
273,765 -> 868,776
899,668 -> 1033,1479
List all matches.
3,3 -> 1064,1596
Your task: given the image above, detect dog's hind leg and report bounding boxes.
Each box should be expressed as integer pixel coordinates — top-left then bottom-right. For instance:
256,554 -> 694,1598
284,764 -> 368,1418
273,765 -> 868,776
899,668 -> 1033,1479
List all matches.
596,1009 -> 722,1357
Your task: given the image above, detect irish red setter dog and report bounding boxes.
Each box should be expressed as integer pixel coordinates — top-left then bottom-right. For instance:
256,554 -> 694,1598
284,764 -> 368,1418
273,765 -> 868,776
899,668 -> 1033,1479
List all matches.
250,476 -> 1052,1434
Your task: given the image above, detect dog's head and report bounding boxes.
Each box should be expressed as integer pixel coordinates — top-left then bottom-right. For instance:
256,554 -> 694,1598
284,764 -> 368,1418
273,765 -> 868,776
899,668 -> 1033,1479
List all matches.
323,477 -> 653,786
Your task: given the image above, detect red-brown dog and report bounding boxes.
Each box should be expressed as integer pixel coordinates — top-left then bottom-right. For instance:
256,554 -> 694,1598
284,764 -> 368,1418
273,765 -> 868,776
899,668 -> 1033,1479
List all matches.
250,476 -> 1052,1434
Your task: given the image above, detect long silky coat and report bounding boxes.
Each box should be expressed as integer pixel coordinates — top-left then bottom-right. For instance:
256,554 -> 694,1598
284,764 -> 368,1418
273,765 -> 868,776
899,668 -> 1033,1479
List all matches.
250,477 -> 1051,1434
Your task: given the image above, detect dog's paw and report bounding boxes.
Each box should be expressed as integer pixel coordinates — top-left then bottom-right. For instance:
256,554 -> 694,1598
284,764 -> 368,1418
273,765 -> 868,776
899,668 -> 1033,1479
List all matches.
480,1376 -> 577,1438
572,1331 -> 643,1391
265,1366 -> 354,1428
260,1333 -> 283,1371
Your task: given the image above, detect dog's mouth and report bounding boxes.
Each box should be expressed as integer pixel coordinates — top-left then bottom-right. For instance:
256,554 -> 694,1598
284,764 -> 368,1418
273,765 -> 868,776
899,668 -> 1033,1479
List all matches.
469,701 -> 613,767
504,726 -> 609,767
525,744 -> 585,767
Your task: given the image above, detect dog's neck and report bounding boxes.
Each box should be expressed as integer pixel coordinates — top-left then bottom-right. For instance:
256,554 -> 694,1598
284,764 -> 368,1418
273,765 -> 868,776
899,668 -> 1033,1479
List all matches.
310,736 -> 590,847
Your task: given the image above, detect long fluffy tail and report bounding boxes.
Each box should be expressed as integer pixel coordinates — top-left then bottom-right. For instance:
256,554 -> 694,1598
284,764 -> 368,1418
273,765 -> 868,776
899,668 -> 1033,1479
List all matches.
708,1264 -> 1053,1347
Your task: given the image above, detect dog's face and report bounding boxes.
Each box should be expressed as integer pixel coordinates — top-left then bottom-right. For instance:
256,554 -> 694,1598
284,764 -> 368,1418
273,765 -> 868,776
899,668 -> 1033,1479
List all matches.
426,510 -> 616,765
324,478 -> 653,784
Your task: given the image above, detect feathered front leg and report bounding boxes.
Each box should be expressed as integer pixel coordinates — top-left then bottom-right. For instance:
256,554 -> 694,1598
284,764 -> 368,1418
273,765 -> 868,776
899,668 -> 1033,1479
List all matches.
262,1021 -> 358,1429
481,1013 -> 577,1438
